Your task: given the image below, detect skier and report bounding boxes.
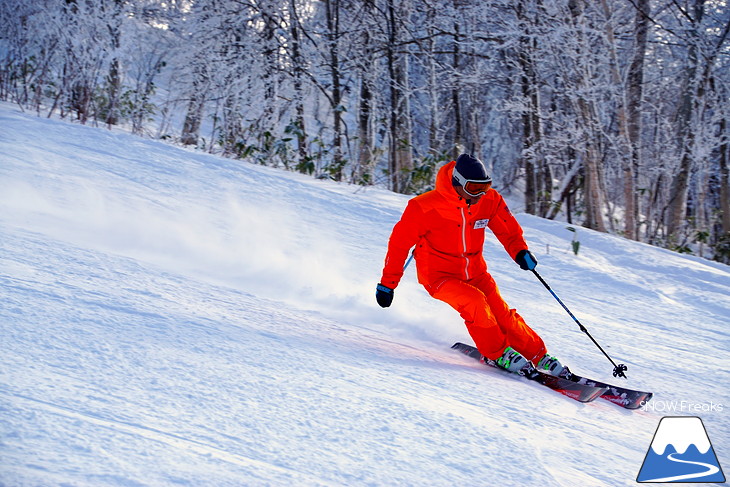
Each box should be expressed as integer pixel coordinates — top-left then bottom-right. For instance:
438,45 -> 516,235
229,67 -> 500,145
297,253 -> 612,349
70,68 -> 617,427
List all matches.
376,154 -> 566,378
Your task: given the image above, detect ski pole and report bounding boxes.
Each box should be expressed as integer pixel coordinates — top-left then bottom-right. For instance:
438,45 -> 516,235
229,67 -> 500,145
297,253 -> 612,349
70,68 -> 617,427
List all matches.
531,269 -> 628,379
403,251 -> 415,271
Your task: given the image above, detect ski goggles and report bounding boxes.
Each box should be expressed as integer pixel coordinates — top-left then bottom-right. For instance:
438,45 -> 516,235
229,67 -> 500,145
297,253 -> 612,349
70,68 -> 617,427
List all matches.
452,167 -> 492,197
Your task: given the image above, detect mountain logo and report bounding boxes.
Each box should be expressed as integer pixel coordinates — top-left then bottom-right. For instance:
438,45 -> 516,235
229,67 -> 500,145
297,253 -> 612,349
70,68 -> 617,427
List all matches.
637,416 -> 726,483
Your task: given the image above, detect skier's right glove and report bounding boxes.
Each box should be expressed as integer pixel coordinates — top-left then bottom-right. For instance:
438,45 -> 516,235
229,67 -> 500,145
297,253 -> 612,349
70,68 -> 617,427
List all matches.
376,283 -> 394,308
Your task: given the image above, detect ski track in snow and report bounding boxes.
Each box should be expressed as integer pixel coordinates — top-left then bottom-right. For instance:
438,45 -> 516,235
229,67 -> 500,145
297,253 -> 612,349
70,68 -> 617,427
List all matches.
1,103 -> 728,486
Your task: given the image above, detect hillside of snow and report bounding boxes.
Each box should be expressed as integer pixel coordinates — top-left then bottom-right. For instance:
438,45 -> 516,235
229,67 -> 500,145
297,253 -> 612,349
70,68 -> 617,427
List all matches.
1,102 -> 728,486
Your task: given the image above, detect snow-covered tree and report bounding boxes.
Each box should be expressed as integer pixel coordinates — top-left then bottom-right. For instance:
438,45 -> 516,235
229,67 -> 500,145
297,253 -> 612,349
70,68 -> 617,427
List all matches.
1,0 -> 728,260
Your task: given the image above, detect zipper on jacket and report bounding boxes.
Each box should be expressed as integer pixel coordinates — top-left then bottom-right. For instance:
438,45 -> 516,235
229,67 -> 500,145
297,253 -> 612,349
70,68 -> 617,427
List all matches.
460,207 -> 470,280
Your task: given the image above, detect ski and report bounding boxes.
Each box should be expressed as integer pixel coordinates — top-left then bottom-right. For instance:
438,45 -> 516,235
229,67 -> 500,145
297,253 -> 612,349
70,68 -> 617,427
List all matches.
565,373 -> 653,410
452,342 -> 653,410
451,342 -> 607,403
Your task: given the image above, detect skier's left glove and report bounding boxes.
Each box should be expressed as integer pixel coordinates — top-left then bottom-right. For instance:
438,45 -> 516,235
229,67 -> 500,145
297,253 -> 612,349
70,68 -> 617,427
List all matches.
376,283 -> 394,308
515,249 -> 538,270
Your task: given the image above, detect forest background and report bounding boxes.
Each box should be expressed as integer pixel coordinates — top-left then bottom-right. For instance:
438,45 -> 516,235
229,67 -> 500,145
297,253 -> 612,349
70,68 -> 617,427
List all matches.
1,0 -> 728,261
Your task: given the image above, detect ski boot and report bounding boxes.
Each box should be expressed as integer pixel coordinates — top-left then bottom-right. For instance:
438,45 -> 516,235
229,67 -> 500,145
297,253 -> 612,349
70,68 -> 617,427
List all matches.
495,346 -> 538,378
536,353 -> 570,378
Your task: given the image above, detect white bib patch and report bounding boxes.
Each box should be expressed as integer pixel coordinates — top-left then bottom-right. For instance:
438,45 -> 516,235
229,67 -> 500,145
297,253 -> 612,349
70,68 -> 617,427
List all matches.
474,219 -> 489,229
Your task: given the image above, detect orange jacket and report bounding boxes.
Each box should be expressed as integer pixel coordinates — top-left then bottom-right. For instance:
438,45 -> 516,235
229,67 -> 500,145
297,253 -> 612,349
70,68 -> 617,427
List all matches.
380,161 -> 529,290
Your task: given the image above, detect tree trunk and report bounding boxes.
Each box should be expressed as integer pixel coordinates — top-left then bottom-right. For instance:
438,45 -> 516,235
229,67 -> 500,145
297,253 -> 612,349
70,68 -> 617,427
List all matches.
625,0 -> 650,240
452,19 -> 463,159
259,5 -> 279,140
569,0 -> 606,232
666,0 -> 705,245
356,23 -> 375,184
325,0 -> 345,181
516,1 -> 550,217
104,0 -> 124,127
599,0 -> 641,239
582,129 -> 608,232
425,4 -> 441,159
289,0 -> 309,172
719,117 -> 730,233
386,0 -> 413,193
105,58 -> 121,127
180,66 -> 207,146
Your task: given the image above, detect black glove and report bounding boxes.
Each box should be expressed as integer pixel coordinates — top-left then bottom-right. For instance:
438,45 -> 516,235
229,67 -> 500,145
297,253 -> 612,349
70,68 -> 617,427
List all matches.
515,249 -> 537,270
376,283 -> 394,308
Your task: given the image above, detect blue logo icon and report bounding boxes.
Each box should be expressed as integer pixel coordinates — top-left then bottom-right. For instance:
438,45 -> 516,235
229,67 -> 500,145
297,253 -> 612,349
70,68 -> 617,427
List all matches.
637,416 -> 725,483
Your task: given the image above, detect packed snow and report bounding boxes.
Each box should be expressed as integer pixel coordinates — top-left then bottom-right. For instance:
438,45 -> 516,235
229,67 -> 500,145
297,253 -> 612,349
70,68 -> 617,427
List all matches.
1,102 -> 728,486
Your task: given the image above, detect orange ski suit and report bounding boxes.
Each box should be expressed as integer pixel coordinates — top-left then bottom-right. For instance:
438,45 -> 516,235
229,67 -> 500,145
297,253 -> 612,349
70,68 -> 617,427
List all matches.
380,161 -> 547,362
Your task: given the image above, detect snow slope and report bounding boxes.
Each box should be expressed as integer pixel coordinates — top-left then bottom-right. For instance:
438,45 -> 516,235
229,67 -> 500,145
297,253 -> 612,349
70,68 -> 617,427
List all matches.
1,102 -> 728,486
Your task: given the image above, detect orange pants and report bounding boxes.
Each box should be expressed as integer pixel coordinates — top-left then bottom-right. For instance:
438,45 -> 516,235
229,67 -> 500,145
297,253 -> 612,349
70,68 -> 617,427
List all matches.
429,273 -> 546,362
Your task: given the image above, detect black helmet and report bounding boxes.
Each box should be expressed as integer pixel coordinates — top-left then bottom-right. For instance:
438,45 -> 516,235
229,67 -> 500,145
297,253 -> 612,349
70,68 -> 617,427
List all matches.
452,153 -> 492,196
